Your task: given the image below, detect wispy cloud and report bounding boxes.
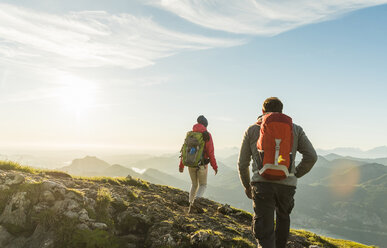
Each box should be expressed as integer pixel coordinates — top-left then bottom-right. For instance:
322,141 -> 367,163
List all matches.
0,3 -> 243,70
0,87 -> 60,103
151,0 -> 387,35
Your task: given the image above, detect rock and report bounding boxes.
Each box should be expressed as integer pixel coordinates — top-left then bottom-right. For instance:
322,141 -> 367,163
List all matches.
0,192 -> 31,227
0,185 -> 10,191
233,210 -> 253,222
5,174 -> 25,186
4,236 -> 27,248
162,233 -> 176,246
64,211 -> 79,219
190,230 -> 222,248
218,204 -> 233,215
287,234 -> 311,248
51,200 -> 66,213
41,190 -> 55,203
91,222 -> 108,230
84,197 -> 96,210
309,246 -> 321,248
41,181 -> 66,197
111,196 -> 129,212
117,211 -> 151,235
76,223 -> 90,230
65,191 -> 83,201
62,180 -> 76,188
65,199 -> 80,211
33,203 -> 49,214
22,224 -> 54,248
41,181 -> 62,191
52,198 -> 79,214
0,173 -> 5,184
0,225 -> 14,247
78,209 -> 90,222
145,221 -> 175,247
39,238 -> 54,248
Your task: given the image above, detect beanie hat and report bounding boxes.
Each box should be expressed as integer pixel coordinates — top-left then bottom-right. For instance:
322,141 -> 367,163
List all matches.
197,115 -> 208,127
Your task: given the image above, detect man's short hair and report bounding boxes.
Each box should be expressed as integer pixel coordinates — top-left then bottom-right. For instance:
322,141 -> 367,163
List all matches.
263,97 -> 283,113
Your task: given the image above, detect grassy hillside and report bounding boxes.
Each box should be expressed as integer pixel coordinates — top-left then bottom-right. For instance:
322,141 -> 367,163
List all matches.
0,160 -> 378,248
53,154 -> 387,247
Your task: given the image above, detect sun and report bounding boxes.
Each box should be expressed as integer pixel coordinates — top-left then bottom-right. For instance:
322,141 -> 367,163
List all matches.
57,74 -> 97,115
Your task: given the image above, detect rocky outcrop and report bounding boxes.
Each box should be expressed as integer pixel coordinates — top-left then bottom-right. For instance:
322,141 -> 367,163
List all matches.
0,168 -> 374,248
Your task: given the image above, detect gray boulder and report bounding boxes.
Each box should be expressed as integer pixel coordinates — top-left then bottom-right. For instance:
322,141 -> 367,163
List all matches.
0,225 -> 14,247
0,192 -> 31,227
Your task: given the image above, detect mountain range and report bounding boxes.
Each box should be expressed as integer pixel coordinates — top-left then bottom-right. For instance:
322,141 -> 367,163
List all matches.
316,146 -> 387,158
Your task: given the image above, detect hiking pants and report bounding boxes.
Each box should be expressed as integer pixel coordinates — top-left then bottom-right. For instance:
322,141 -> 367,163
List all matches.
251,182 -> 296,248
188,165 -> 208,203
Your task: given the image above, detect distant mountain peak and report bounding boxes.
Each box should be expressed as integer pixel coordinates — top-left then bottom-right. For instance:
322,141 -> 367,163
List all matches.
59,156 -> 111,175
317,146 -> 387,158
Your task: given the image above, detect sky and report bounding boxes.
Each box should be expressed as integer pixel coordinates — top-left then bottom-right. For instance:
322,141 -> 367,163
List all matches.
0,0 -> 386,154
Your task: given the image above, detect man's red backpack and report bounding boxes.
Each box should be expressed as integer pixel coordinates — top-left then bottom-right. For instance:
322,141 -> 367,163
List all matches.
257,113 -> 293,180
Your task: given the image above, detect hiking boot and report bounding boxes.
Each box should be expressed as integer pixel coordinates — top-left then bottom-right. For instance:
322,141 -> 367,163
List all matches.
188,203 -> 194,214
188,202 -> 204,214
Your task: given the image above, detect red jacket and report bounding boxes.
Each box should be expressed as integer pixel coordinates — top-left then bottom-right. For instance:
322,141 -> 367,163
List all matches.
179,123 -> 218,171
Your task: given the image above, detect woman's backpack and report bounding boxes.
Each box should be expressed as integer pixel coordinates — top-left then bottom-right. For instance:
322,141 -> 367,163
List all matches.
181,131 -> 206,167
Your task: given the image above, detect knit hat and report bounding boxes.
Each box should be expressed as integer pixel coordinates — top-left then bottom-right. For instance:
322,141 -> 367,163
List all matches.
197,115 -> 208,127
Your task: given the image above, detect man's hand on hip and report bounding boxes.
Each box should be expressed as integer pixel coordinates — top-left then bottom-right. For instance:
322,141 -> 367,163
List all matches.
245,186 -> 252,199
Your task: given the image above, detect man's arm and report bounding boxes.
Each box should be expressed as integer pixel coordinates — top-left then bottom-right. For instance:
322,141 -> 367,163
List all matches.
295,127 -> 318,178
238,129 -> 252,190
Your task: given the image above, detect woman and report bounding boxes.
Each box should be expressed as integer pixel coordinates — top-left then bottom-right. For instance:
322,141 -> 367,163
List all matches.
179,115 -> 218,213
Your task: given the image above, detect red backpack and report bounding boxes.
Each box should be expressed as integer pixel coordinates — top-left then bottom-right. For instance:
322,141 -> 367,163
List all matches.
257,113 -> 293,180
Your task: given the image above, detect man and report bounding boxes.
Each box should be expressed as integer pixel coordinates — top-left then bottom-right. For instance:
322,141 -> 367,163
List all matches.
179,115 -> 218,214
238,97 -> 317,248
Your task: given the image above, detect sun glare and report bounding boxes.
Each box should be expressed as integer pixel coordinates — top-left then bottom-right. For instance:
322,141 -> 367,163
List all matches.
57,74 -> 97,115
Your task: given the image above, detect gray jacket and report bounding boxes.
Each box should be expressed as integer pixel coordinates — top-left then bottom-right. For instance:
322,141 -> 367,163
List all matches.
238,119 -> 317,188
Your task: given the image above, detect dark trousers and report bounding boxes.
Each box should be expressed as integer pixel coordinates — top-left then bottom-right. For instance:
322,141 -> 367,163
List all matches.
251,182 -> 296,248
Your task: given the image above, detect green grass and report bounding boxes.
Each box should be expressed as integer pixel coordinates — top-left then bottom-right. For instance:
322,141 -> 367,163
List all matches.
44,170 -> 72,178
231,236 -> 255,248
193,229 -> 256,248
75,176 -> 150,189
0,160 -> 71,178
0,161 -> 147,189
54,215 -> 124,248
95,187 -> 114,227
291,229 -> 378,248
193,229 -> 224,237
67,188 -> 85,198
225,225 -> 242,235
71,229 -> 124,248
111,198 -> 129,212
0,160 -> 38,174
230,206 -> 253,221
